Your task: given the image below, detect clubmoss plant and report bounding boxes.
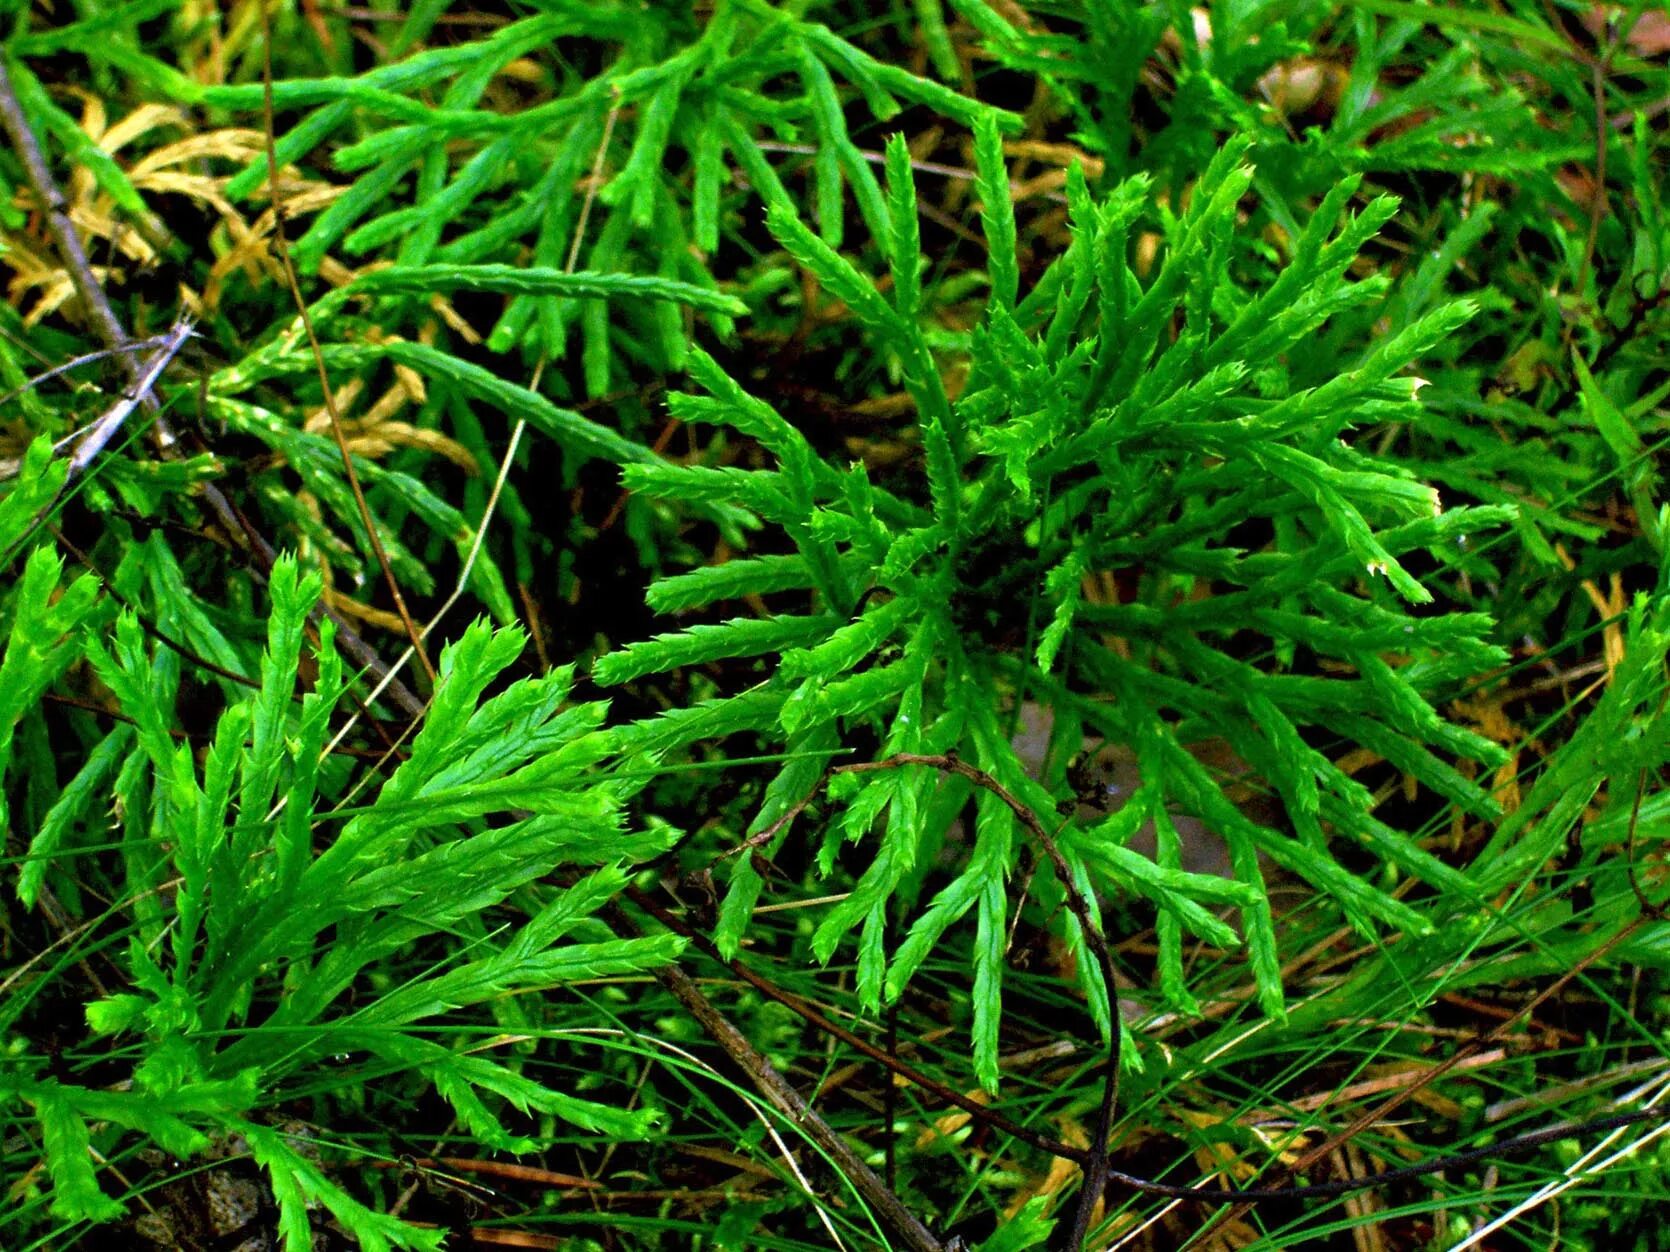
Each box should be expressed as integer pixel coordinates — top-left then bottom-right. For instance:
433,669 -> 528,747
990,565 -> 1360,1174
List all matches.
4,551 -> 680,1246
599,122 -> 1515,1090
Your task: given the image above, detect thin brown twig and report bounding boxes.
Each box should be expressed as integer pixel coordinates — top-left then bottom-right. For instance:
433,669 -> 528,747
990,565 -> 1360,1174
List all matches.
257,6 -> 437,686
835,753 -> 1119,1252
713,749 -> 1121,1249
604,904 -> 948,1252
0,61 -> 137,366
1195,686 -> 1670,1242
1546,0 -> 1622,321
0,57 -> 427,721
0,322 -> 193,570
62,318 -> 194,480
0,329 -> 179,415
626,883 -> 1092,1164
1184,911 -> 1651,1250
47,524 -> 257,689
44,524 -> 411,761
636,853 -> 1670,1214
1575,45 -> 1612,307
38,691 -> 409,760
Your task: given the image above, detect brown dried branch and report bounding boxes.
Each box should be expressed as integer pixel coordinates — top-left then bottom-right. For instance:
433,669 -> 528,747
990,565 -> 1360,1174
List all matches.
0,59 -> 428,720
604,904 -> 949,1252
257,7 -> 437,687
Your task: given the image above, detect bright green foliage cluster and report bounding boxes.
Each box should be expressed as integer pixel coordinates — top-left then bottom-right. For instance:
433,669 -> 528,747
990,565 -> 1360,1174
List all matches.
4,554 -> 679,1244
61,1 -> 1015,386
599,122 -> 1514,1086
953,3 -> 1670,643
13,0 -> 1023,614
